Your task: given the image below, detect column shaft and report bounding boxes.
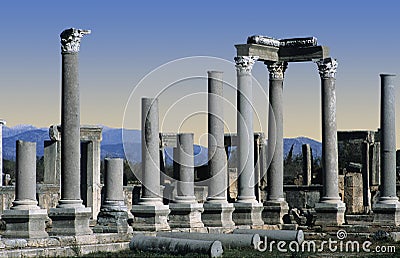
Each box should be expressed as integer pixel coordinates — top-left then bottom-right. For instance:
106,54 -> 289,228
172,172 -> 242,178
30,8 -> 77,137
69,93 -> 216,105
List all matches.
235,56 -> 257,203
207,71 -> 227,202
266,62 -> 287,202
61,52 -> 81,201
105,158 -> 124,202
141,97 -> 162,202
176,133 -> 195,200
0,120 -> 4,186
380,74 -> 398,200
14,141 -> 37,207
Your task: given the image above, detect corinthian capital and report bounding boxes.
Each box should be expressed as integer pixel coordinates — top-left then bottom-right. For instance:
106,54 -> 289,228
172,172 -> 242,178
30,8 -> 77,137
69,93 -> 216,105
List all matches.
60,28 -> 91,53
316,58 -> 338,79
266,61 -> 288,80
234,56 -> 259,74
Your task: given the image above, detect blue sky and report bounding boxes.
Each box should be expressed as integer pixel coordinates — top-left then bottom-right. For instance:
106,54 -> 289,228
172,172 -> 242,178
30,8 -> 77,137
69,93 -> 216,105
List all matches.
1,1 -> 400,145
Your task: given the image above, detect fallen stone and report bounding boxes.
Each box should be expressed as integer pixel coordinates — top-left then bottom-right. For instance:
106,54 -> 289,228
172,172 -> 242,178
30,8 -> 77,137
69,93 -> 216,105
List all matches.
233,229 -> 304,244
157,232 -> 260,249
129,234 -> 223,257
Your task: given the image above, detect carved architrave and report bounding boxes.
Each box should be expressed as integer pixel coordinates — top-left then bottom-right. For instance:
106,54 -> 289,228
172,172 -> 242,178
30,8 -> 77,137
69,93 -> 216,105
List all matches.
266,61 -> 288,80
316,58 -> 338,79
60,28 -> 91,53
234,56 -> 259,74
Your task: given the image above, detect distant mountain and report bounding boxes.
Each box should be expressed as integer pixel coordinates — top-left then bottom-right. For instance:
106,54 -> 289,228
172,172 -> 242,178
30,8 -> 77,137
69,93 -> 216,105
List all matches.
1,125 -> 322,163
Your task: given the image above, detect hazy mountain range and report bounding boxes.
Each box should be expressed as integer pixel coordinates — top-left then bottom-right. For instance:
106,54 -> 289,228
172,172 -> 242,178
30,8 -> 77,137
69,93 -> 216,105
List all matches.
2,125 -> 322,163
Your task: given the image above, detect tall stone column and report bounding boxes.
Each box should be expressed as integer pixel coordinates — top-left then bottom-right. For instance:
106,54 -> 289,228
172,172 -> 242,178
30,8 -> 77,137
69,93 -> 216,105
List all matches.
94,158 -> 132,233
314,57 -> 346,226
169,133 -> 205,230
202,71 -> 235,229
131,97 -> 170,231
49,28 -> 92,236
0,119 -> 5,186
232,56 -> 264,226
2,141 -> 48,238
373,74 -> 400,225
263,61 -> 289,225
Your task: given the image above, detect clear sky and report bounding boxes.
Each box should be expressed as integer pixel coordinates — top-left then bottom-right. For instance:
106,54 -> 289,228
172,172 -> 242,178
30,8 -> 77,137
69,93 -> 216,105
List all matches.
1,1 -> 400,145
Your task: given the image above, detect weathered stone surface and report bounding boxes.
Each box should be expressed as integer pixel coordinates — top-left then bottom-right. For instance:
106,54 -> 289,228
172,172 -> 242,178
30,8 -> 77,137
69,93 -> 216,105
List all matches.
157,232 -> 260,249
262,201 -> 289,225
48,206 -> 92,236
233,202 -> 264,226
202,202 -> 235,228
233,229 -> 304,244
235,44 -> 278,62
130,234 -> 223,257
344,172 -> 364,214
169,202 -> 204,229
131,204 -> 170,231
2,209 -> 49,239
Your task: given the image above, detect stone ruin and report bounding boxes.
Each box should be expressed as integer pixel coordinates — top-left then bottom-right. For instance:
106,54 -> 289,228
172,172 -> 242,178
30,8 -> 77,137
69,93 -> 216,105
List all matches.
0,30 -> 399,257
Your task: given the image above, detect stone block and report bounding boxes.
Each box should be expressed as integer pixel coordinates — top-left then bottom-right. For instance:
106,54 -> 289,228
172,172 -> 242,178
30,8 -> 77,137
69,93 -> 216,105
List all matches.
233,202 -> 264,226
48,206 -> 93,236
262,201 -> 289,225
373,201 -> 400,226
202,202 -> 235,228
93,210 -> 132,234
314,201 -> 346,226
168,202 -> 204,229
131,204 -> 170,231
2,209 -> 49,239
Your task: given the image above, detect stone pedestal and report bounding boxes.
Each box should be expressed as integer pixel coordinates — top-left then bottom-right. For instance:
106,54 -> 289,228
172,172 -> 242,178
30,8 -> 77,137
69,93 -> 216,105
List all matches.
93,158 -> 132,233
373,74 -> 400,226
2,141 -> 48,239
201,202 -> 235,228
49,28 -> 93,236
233,202 -> 264,226
131,98 -> 170,231
262,201 -> 289,225
169,203 -> 205,229
314,58 -> 346,226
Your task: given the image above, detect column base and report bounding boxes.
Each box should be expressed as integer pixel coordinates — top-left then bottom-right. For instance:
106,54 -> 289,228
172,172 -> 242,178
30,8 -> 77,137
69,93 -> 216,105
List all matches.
373,199 -> 400,226
202,201 -> 235,228
315,200 -> 346,226
48,206 -> 93,236
131,204 -> 170,231
233,202 -> 264,226
93,204 -> 132,233
169,202 -> 205,229
2,208 -> 49,239
262,200 -> 289,225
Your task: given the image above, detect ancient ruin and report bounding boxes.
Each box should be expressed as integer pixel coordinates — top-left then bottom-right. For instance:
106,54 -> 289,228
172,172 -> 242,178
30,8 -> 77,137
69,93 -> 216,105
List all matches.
0,30 -> 399,257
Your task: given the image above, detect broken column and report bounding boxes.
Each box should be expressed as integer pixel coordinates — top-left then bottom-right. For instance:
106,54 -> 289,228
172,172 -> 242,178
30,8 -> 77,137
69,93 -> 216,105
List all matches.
302,144 -> 312,186
0,119 -> 5,186
202,71 -> 235,228
232,56 -> 264,226
49,28 -> 92,236
94,158 -> 132,233
2,141 -> 48,238
169,133 -> 204,229
264,61 -> 289,224
373,74 -> 400,225
44,125 -> 61,185
130,235 -> 223,258
131,97 -> 170,231
314,58 -> 346,226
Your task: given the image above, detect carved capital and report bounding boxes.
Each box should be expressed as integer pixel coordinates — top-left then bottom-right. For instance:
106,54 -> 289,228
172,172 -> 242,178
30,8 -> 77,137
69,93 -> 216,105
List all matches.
60,28 -> 91,53
316,58 -> 338,79
266,62 -> 288,80
234,56 -> 259,74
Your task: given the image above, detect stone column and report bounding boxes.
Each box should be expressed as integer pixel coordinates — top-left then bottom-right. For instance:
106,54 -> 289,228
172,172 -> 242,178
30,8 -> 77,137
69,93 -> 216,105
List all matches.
2,141 -> 48,238
302,144 -> 312,186
0,119 -> 5,186
232,56 -> 264,226
44,125 -> 61,185
94,158 -> 132,233
49,28 -> 92,236
263,61 -> 289,224
169,133 -> 205,230
314,58 -> 346,226
131,97 -> 170,231
202,71 -> 235,229
373,74 -> 400,225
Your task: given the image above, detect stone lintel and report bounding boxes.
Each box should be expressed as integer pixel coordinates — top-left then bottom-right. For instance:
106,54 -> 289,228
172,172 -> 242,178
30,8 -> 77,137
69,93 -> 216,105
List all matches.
235,44 -> 279,62
49,125 -> 102,142
278,46 -> 329,62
